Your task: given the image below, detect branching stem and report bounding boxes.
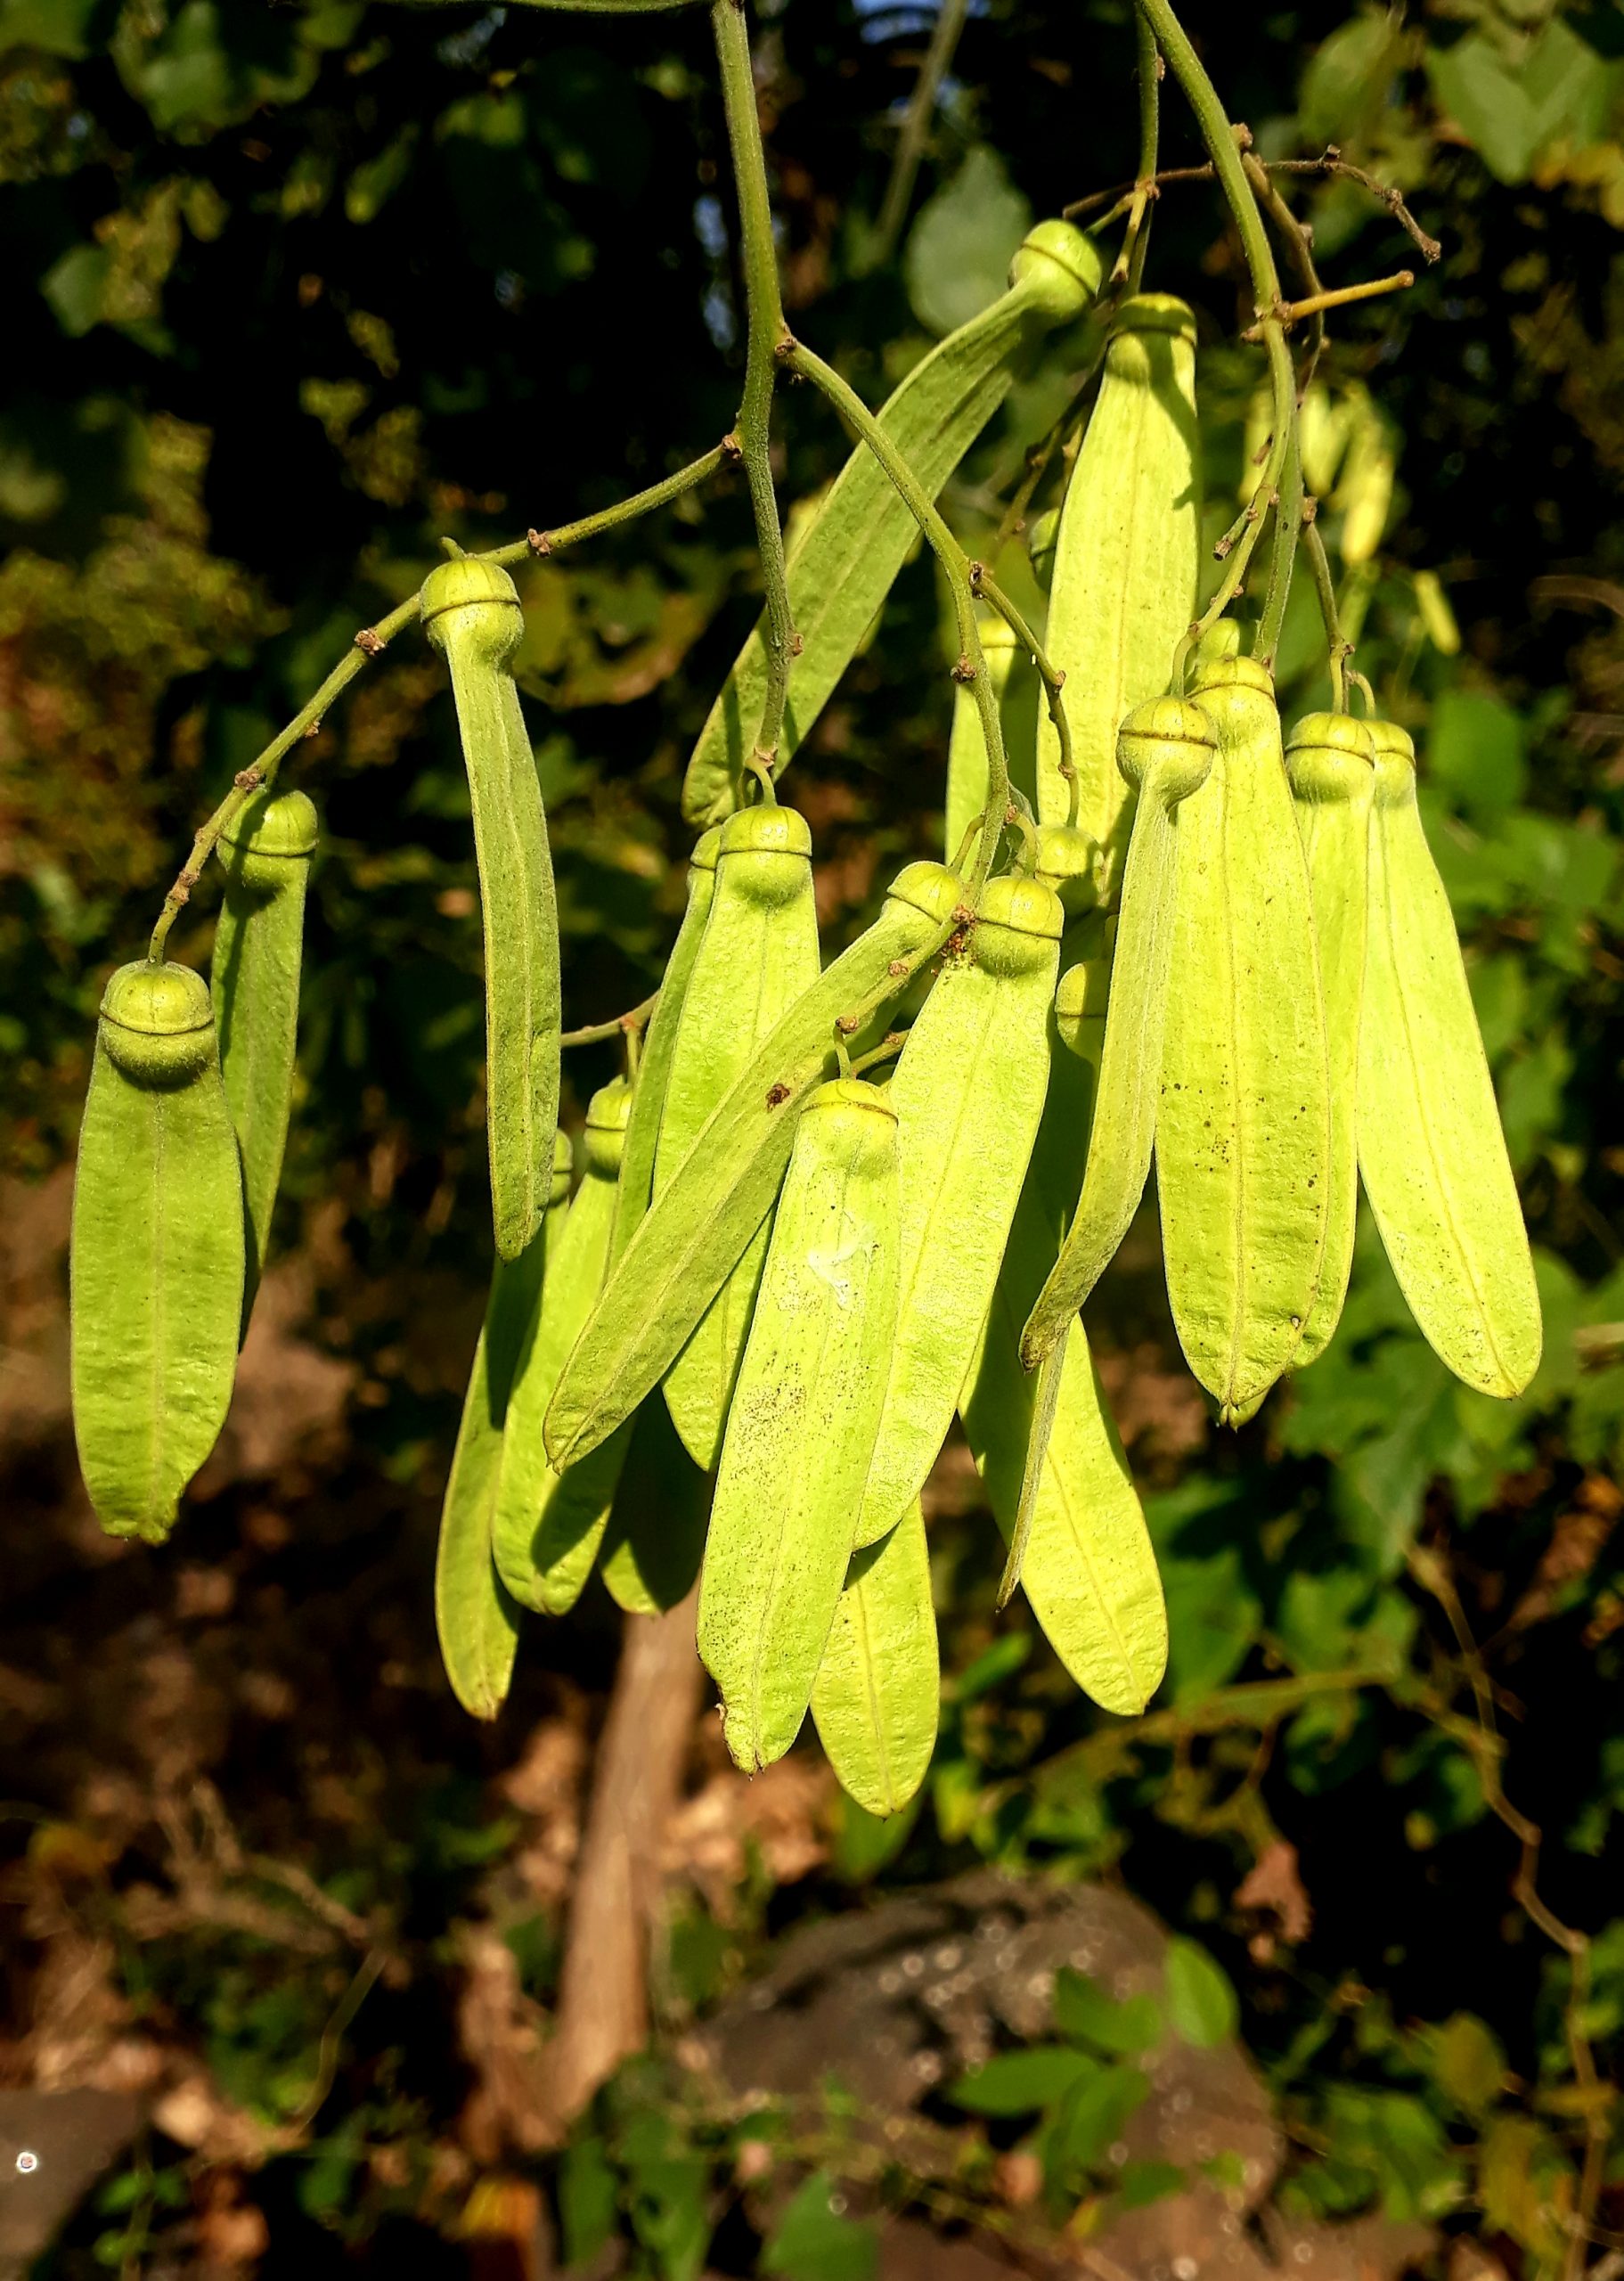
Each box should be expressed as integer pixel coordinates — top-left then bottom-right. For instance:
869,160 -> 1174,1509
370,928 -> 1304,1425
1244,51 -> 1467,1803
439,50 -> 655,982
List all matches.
780,336 -> 1008,896
560,995 -> 659,1051
967,562 -> 1076,824
1300,509 -> 1351,710
1134,0 -> 1295,679
711,0 -> 796,779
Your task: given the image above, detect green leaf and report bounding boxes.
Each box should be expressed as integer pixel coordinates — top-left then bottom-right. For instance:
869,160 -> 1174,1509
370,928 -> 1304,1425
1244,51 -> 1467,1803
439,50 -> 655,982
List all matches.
1425,690 -> 1528,825
761,2173 -> 877,2281
1053,1968 -> 1163,2056
1052,2063 -> 1151,2174
948,2046 -> 1098,2116
1426,2013 -> 1507,2117
905,146 -> 1031,339
559,2134 -> 619,2269
41,245 -> 110,338
1300,12 -> 1400,146
1163,1938 -> 1238,2049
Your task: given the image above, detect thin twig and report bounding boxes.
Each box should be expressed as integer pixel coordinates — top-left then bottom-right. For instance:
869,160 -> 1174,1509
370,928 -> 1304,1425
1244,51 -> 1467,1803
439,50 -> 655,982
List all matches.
148,445 -> 734,964
1408,1544 -> 1608,2281
869,0 -> 970,267
559,995 -> 659,1051
1064,147 -> 1441,267
494,441 -> 732,568
711,0 -> 796,780
1300,508 -> 1351,709
968,561 -> 1076,823
1134,0 -> 1296,682
1244,269 -> 1415,336
1111,14 -> 1162,293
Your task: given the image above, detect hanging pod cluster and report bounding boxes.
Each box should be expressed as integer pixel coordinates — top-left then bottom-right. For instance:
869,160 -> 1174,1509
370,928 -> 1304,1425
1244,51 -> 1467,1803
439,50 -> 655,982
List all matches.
66,131 -> 1541,1821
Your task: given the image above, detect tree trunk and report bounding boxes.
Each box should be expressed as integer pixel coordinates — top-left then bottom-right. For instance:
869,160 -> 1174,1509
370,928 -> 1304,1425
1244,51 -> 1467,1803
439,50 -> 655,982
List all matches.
535,1587 -> 703,2138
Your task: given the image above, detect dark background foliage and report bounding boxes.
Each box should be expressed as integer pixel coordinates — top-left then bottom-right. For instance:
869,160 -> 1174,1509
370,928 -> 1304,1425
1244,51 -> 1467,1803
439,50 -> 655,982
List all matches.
2,0 -> 1623,2272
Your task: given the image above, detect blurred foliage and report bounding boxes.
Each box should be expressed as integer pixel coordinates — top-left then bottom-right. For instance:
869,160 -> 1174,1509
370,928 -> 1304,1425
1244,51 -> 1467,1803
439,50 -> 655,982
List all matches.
4,0 -> 1624,2274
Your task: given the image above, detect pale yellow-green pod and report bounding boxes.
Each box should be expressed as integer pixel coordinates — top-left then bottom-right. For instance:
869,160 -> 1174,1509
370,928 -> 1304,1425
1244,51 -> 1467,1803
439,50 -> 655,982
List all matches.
1037,294 -> 1201,890
943,614 -> 1038,863
493,1082 -> 635,1614
1286,711 -> 1376,1368
212,787 -> 318,1305
598,1395 -> 710,1615
71,961 -> 246,1544
698,1078 -> 900,1773
1156,644 -> 1332,1422
1033,822 -> 1098,920
544,860 -> 962,1470
657,802 -> 822,1468
608,827 -> 721,1268
1021,697 -> 1216,1369
1334,394 -> 1399,566
962,944 -> 1165,1713
1358,719 -> 1541,1395
421,557 -> 560,1263
812,1501 -> 938,1818
434,1129 -> 573,1721
854,873 -> 1063,1549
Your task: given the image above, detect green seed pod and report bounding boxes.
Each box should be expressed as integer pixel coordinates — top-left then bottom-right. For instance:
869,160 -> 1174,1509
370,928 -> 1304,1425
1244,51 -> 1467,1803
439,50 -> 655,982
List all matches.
1022,698 -> 1216,1369
812,1500 -> 938,1818
1037,294 -> 1201,889
71,960 -> 246,1542
1033,822 -> 1098,920
609,828 -> 721,1268
681,221 -> 1103,826
656,803 -> 821,1468
961,951 -> 1164,1713
1359,719 -> 1541,1394
211,788 -> 318,1300
494,1081 -> 637,1614
433,1129 -> 573,1721
698,1078 -> 901,1772
1285,711 -> 1376,1368
855,872 -> 1063,1548
943,615 -> 1039,865
421,556 -> 561,1263
1027,507 -> 1059,594
599,1395 -> 711,1615
544,860 -> 964,1469
1156,652 -> 1332,1422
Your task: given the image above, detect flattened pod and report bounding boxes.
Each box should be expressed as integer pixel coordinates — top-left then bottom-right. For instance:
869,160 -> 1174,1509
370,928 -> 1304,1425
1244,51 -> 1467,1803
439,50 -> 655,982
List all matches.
599,1396 -> 710,1615
1022,699 -> 1215,1368
698,1078 -> 901,1771
211,788 -> 318,1303
608,828 -> 721,1267
434,1131 -> 572,1721
1156,644 -> 1332,1421
421,558 -> 561,1263
544,860 -> 963,1468
1285,712 -> 1376,1367
1037,294 -> 1201,888
71,961 -> 246,1542
682,219 -> 1103,825
657,804 -> 821,1468
943,615 -> 1039,863
494,1082 -> 635,1614
1359,719 -> 1541,1394
855,873 -> 1063,1548
812,1501 -> 938,1817
962,944 -> 1165,1714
